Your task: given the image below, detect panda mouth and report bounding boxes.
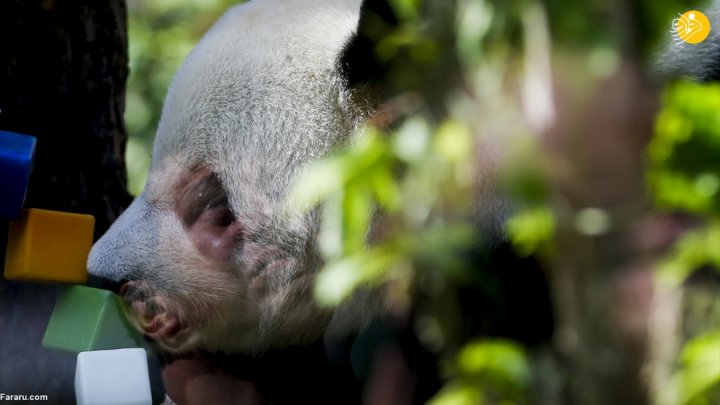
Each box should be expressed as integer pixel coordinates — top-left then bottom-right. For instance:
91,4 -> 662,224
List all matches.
119,281 -> 190,349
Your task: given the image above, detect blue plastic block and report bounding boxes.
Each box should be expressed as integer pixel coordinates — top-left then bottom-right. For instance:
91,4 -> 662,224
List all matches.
0,130 -> 37,219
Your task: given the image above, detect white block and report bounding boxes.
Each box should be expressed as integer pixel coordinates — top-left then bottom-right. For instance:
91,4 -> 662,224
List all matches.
75,348 -> 152,405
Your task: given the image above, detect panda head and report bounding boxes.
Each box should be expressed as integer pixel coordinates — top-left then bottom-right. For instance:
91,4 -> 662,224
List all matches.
87,0 -> 387,354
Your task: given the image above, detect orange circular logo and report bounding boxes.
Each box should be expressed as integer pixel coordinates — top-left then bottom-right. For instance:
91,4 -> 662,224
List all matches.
672,10 -> 711,44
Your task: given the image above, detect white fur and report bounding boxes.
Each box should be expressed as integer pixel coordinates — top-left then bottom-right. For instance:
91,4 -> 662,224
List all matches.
89,0 -> 375,354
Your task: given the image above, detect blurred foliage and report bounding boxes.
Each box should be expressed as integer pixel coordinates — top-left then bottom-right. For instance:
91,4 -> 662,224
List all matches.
292,121 -> 477,307
662,330 -> 720,405
649,80 -> 720,405
124,0 -> 719,403
430,340 -> 530,405
648,82 -> 720,216
505,207 -> 555,257
290,0 -> 543,399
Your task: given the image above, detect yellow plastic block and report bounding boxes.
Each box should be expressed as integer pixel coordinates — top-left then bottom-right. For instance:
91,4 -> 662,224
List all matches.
4,208 -> 94,283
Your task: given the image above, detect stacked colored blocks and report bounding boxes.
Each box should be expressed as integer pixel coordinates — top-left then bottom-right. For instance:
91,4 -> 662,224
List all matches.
1,131 -> 150,400
75,348 -> 152,405
0,130 -> 36,219
4,208 -> 94,283
43,285 -> 142,352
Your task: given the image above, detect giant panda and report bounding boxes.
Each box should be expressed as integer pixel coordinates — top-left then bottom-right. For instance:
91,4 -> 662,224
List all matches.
87,0 -> 720,403
88,0 -> 382,356
89,1 -> 395,402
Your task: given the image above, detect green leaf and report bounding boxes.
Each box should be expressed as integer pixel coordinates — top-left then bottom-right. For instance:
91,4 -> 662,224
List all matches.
506,207 -> 555,256
314,250 -> 400,307
457,340 -> 530,385
433,120 -> 474,164
429,382 -> 484,405
662,330 -> 720,404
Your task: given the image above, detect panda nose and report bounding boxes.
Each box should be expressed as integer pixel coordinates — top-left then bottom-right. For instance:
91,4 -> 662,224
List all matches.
87,275 -> 127,295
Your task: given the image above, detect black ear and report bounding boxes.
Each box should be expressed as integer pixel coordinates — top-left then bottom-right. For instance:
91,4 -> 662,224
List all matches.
338,0 -> 399,89
696,33 -> 720,81
660,37 -> 720,82
658,5 -> 720,82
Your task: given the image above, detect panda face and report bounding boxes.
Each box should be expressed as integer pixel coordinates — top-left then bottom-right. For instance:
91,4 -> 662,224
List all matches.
88,0 -> 367,354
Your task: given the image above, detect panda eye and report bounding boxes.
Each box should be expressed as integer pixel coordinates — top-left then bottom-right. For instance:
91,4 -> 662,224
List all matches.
204,196 -> 225,210
175,168 -> 242,262
178,170 -> 235,227
201,194 -> 235,228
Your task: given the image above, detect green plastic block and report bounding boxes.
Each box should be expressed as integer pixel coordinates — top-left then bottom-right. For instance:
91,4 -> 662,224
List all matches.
42,285 -> 143,352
